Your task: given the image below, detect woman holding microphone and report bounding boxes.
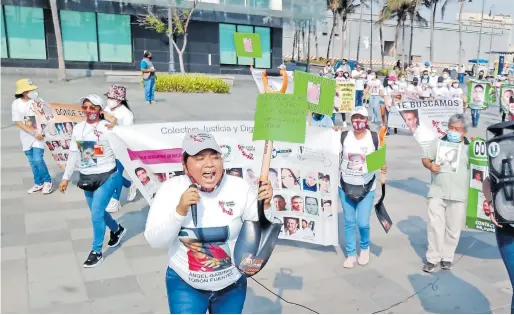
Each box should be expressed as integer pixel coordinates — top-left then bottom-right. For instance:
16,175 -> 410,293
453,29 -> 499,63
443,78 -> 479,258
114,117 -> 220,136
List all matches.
144,130 -> 273,314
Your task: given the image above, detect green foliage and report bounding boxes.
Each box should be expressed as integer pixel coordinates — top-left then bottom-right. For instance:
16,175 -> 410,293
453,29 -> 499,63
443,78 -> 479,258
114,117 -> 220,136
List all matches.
153,74 -> 230,93
377,68 -> 390,76
144,15 -> 166,34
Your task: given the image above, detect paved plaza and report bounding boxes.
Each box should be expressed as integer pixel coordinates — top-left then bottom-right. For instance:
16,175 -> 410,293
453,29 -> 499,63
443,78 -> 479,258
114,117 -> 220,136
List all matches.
0,74 -> 512,314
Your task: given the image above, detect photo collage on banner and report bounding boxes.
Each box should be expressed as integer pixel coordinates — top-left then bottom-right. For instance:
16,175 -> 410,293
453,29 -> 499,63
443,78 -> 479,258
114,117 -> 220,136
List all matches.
34,101 -> 84,168
385,91 -> 408,130
108,121 -> 340,247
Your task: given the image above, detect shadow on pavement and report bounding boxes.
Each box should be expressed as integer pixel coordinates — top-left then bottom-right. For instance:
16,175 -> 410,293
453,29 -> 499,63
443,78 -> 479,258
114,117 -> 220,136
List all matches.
387,177 -> 430,198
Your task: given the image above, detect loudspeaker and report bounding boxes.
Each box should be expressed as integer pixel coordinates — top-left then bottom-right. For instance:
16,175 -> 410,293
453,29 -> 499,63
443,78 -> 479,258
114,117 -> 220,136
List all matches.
486,121 -> 514,224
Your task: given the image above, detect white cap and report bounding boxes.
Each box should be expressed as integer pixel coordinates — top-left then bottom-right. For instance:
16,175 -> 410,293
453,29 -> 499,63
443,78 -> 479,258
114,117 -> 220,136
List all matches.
79,94 -> 104,109
351,107 -> 369,118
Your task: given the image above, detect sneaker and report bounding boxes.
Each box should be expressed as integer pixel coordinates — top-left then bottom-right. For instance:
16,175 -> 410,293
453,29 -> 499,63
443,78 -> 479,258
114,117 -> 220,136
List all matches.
358,248 -> 370,266
146,101 -> 152,105
83,251 -> 103,268
441,261 -> 453,270
42,182 -> 53,195
108,225 -> 126,248
343,256 -> 357,269
127,182 -> 137,202
28,184 -> 43,194
422,262 -> 437,273
106,198 -> 121,213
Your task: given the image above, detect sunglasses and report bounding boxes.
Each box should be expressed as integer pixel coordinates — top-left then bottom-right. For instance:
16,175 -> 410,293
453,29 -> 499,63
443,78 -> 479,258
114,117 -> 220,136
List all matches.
81,105 -> 100,111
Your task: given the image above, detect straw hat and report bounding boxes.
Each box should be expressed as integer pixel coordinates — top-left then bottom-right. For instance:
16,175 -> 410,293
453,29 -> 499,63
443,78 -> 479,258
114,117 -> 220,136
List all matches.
15,78 -> 38,95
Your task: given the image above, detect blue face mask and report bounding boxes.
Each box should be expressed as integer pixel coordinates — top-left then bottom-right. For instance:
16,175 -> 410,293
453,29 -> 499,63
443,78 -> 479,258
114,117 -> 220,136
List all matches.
446,130 -> 462,143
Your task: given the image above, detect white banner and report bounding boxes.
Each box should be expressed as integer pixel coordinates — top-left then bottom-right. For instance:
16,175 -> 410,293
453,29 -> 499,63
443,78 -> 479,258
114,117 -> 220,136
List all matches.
251,68 -> 295,94
108,121 -> 339,246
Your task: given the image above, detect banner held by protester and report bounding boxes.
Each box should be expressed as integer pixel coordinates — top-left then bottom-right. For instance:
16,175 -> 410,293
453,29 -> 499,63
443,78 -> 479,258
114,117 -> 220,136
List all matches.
335,82 -> 355,113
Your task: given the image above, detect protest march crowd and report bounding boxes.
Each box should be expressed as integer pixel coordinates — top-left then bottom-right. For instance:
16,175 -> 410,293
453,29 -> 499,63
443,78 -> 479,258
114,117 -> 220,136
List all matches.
9,51 -> 514,314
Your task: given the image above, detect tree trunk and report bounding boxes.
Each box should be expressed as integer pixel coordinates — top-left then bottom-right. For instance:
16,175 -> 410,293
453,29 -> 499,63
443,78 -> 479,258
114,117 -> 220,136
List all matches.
292,27 -> 296,60
302,23 -> 307,60
458,0 -> 465,72
430,2 -> 437,61
167,7 -> 176,72
326,11 -> 337,59
297,30 -> 301,61
341,20 -> 347,58
394,21 -> 400,60
408,14 -> 414,63
402,20 -> 406,67
177,51 -> 185,73
49,0 -> 66,81
356,5 -> 363,62
377,0 -> 385,69
314,24 -> 319,58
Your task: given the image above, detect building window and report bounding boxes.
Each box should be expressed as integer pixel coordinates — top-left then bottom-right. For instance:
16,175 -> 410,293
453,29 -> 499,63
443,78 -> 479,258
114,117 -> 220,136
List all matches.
384,40 -> 396,57
1,6 -> 8,58
219,23 -> 237,65
97,13 -> 132,63
60,10 -> 98,62
4,5 -> 47,60
236,25 -> 254,66
254,27 -> 270,68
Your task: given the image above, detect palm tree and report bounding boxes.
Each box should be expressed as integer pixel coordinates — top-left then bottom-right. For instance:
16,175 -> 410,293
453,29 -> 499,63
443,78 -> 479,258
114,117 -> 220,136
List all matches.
49,0 -> 66,81
377,0 -> 385,68
427,0 -> 442,61
338,0 -> 364,58
326,0 -> 341,59
378,0 -> 411,61
441,0 -> 466,72
407,0 -> 429,63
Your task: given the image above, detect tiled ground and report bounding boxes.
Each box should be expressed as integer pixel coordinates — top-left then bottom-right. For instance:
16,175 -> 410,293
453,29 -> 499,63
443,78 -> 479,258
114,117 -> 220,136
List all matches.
1,74 -> 511,313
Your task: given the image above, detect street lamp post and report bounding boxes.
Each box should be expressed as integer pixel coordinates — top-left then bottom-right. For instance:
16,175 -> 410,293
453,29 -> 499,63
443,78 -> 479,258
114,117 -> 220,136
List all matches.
475,0 -> 485,63
370,4 -> 373,69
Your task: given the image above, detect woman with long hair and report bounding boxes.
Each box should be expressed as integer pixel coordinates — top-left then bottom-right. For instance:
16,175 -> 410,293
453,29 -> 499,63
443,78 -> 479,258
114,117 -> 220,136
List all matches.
141,51 -> 157,104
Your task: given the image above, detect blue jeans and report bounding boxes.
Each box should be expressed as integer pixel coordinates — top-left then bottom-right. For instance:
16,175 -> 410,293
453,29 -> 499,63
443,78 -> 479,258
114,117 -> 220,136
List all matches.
24,147 -> 51,185
369,95 -> 381,123
355,90 -> 364,107
144,77 -> 156,102
471,108 -> 481,127
339,186 -> 375,257
496,225 -> 514,314
166,267 -> 247,314
84,171 -> 119,253
113,160 -> 132,201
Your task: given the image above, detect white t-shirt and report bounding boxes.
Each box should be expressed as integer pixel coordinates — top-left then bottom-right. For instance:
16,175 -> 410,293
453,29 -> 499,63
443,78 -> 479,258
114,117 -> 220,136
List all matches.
11,98 -> 45,151
339,130 -> 377,190
144,175 -> 273,291
351,70 -> 366,90
310,115 -> 334,128
69,120 -> 116,175
449,87 -> 464,99
104,106 -> 134,126
397,81 -> 408,93
418,84 -> 432,98
432,86 -> 450,98
367,79 -> 383,96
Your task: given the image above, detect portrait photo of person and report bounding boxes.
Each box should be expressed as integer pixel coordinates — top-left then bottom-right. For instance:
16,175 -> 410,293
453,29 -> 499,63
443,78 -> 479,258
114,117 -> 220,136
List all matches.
226,168 -> 243,178
436,144 -> 460,173
59,140 -> 69,150
472,84 -> 485,105
40,124 -> 47,136
135,167 -> 159,198
290,195 -> 304,212
401,109 -> 420,134
304,196 -> 319,216
281,168 -> 300,190
283,217 -> 300,236
302,171 -> 318,192
245,168 -> 258,187
301,219 -> 315,238
52,153 -> 59,161
77,140 -> 97,168
243,38 -> 253,53
55,123 -> 65,136
273,194 -> 288,211
307,82 -> 321,105
471,168 -> 485,191
64,153 -> 69,160
318,173 -> 331,194
347,153 -> 366,172
58,153 -> 65,161
155,173 -> 167,183
322,199 -> 333,217
52,140 -> 60,149
269,168 -> 280,189
64,122 -> 74,136
46,141 -> 54,151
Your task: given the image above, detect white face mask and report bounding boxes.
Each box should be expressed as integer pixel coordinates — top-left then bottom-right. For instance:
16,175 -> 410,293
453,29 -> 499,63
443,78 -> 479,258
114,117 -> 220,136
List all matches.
443,74 -> 449,79
452,84 -> 459,88
106,99 -> 120,109
27,91 -> 39,100
400,77 -> 406,82
437,83 -> 443,87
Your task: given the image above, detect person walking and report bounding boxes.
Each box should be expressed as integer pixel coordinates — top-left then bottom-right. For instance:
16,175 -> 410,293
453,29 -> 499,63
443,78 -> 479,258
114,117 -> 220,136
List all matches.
12,78 -> 53,194
141,51 -> 156,104
421,114 -> 469,273
338,107 -> 386,268
59,94 -> 126,268
364,71 -> 384,124
351,64 -> 367,107
144,130 -> 273,313
103,85 -> 137,212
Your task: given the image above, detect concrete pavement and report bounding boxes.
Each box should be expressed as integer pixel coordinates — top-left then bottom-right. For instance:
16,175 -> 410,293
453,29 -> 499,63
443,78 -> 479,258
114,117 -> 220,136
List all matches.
1,74 -> 511,314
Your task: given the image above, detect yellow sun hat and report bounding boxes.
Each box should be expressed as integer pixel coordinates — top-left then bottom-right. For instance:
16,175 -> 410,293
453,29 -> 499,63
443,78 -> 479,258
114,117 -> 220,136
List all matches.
15,78 -> 38,95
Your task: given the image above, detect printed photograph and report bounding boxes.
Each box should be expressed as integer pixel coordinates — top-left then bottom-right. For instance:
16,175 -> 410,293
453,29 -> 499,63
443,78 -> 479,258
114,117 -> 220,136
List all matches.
470,167 -> 485,191
168,171 -> 185,179
436,142 -> 460,173
40,124 -> 47,136
301,219 -> 316,238
226,168 -> 243,178
245,168 -> 259,187
155,173 -> 167,183
135,166 -> 160,198
46,141 -> 54,151
58,153 -> 65,161
322,199 -> 333,217
307,81 -> 321,105
24,116 -> 37,130
472,83 -> 485,105
44,123 -> 58,137
55,123 -> 66,136
281,168 -> 300,190
269,168 -> 280,189
502,89 -> 514,106
64,153 -> 69,160
52,140 -> 61,149
477,192 -> 490,221
302,170 -> 318,192
283,217 -> 301,237
77,140 -> 97,168
400,109 -> 420,134
347,153 -> 366,172
304,196 -> 319,216
178,236 -> 231,272
52,153 -> 59,162
290,195 -> 304,213
59,140 -> 69,150
63,122 -> 74,136
243,38 -> 253,52
318,173 -> 331,194
273,194 -> 288,212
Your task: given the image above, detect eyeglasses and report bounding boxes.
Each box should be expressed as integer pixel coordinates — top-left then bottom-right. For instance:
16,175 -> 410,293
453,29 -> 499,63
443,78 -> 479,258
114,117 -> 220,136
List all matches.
81,105 -> 100,111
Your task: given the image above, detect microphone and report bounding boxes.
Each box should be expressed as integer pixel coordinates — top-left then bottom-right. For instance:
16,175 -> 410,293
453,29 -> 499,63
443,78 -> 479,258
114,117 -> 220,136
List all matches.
189,184 -> 198,227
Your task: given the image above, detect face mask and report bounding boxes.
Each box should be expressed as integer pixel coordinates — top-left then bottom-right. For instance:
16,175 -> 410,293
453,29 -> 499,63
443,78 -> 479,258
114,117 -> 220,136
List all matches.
388,81 -> 394,85
452,84 -> 459,88
27,91 -> 39,100
85,111 -> 100,124
443,74 -> 449,79
400,77 -> 406,82
479,75 -> 484,79
107,99 -> 120,109
446,130 -> 462,143
352,120 -> 368,131
437,83 -> 443,87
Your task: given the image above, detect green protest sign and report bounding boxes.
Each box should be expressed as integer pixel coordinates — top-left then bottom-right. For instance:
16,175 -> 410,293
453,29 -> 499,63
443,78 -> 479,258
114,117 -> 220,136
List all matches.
252,94 -> 308,143
234,32 -> 262,58
366,145 -> 386,173
293,71 -> 336,116
500,84 -> 514,114
465,137 -> 494,233
467,80 -> 491,110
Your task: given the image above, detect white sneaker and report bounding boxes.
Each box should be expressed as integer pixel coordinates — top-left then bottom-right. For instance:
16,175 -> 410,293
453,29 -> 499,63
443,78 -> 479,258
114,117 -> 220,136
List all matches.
106,198 -> 121,213
343,256 -> 357,269
28,184 -> 43,194
342,122 -> 348,128
358,248 -> 370,266
42,182 -> 53,195
127,182 -> 137,202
